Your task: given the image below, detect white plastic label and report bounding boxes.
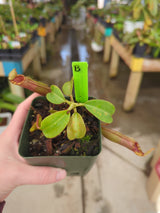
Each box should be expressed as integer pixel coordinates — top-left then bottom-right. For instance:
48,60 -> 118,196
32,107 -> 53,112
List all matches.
9,41 -> 21,48
19,32 -> 27,38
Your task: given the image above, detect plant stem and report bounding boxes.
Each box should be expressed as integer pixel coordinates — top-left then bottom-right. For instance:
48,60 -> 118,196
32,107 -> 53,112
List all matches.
9,69 -> 51,96
70,95 -> 77,113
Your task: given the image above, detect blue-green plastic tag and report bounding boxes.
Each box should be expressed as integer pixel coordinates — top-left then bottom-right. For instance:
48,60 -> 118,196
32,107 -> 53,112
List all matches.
105,28 -> 112,37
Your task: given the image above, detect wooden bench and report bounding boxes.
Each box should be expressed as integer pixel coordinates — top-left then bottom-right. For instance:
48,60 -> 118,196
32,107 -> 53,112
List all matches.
86,14 -> 112,64
0,39 -> 41,97
109,35 -> 160,111
38,11 -> 63,64
87,14 -> 160,111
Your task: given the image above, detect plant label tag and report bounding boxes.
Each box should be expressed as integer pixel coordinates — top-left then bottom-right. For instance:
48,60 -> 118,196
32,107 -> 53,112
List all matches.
9,41 -> 21,48
19,32 -> 27,38
105,28 -> 112,37
72,61 -> 88,103
37,26 -> 46,37
2,35 -> 9,42
51,17 -> 55,23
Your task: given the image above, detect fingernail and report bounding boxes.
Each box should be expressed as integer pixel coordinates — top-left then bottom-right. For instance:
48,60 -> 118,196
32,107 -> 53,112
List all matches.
56,169 -> 67,181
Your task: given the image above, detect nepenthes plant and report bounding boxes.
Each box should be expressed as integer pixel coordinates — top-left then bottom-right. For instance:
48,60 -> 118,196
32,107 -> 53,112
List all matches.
9,65 -> 153,157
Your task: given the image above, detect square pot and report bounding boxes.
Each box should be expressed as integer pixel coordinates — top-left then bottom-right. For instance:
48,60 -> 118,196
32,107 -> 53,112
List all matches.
19,97 -> 102,176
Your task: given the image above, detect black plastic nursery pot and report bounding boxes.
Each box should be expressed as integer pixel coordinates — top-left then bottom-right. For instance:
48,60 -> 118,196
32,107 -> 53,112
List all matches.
30,17 -> 38,25
0,43 -> 30,61
98,18 -> 113,29
0,49 -> 12,60
31,31 -> 38,43
10,43 -> 29,60
19,97 -> 102,176
113,29 -> 122,42
133,43 -> 149,58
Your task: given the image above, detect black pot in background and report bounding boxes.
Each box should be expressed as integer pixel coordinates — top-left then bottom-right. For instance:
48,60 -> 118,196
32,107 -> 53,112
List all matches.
39,17 -> 47,27
30,17 -> 38,25
113,29 -> 122,42
10,43 -> 29,60
104,22 -> 113,28
133,43 -> 151,58
93,14 -> 98,19
31,30 -> 39,43
0,49 -> 12,60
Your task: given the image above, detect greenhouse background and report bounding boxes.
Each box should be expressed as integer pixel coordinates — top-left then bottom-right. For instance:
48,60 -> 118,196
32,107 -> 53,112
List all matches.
0,0 -> 160,213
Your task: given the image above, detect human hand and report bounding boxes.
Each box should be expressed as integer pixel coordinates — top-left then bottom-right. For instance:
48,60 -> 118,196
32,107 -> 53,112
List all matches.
0,93 -> 66,202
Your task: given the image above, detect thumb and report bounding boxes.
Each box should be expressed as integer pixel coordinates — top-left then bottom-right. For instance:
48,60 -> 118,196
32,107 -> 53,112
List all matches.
19,165 -> 67,185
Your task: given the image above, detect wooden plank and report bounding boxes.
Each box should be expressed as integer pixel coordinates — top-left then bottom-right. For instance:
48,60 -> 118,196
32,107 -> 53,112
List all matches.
96,22 -> 105,35
55,16 -> 59,32
146,167 -> 160,203
40,37 -> 47,64
0,62 -> 4,76
4,177 -> 83,213
59,12 -> 63,27
142,58 -> 160,72
50,22 -> 56,43
87,17 -> 95,36
83,162 -> 106,213
45,22 -> 50,35
32,52 -> 42,77
46,22 -> 56,43
110,36 -> 131,67
109,48 -> 120,78
111,36 -> 160,72
123,71 -> 143,111
103,37 -> 111,63
22,41 -> 40,71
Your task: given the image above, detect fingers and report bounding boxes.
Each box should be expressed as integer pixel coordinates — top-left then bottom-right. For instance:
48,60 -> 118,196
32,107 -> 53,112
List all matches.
6,93 -> 40,140
18,165 -> 67,185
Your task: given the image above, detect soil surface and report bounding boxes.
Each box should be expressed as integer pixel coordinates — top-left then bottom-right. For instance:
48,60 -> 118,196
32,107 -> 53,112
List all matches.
28,98 -> 100,157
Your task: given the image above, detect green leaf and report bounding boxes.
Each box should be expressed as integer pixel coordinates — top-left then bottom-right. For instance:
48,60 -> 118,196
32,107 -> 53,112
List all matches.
46,85 -> 65,104
147,0 -> 158,16
41,110 -> 70,138
67,112 -> 86,140
84,99 -> 115,123
133,5 -> 142,20
153,48 -> 160,58
62,77 -> 73,96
